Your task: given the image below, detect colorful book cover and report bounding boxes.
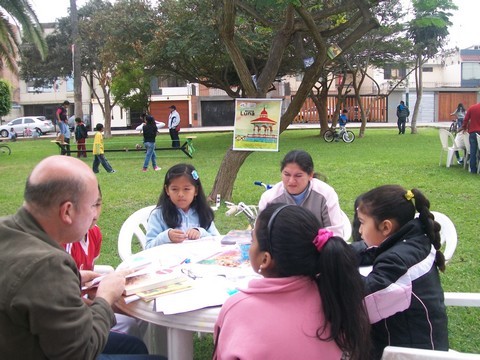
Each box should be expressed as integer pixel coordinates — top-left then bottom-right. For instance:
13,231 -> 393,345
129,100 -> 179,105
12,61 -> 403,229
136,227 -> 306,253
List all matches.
197,248 -> 246,267
136,279 -> 192,302
123,268 -> 186,296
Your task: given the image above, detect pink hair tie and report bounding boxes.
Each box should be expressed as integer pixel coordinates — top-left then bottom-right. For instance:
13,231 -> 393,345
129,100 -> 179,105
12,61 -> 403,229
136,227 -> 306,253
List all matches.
313,229 -> 334,252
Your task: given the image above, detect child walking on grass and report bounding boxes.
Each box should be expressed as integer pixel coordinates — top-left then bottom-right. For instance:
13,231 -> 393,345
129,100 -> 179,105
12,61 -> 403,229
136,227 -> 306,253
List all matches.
145,163 -> 219,248
354,185 -> 449,359
92,123 -> 115,174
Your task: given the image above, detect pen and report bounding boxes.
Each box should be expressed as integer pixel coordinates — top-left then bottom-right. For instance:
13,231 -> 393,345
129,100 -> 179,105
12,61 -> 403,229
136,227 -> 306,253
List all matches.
180,258 -> 191,264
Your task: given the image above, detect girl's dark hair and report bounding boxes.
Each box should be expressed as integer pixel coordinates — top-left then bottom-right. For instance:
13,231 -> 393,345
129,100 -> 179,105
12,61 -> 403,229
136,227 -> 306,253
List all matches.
351,195 -> 362,242
146,115 -> 155,125
280,149 -> 326,181
255,203 -> 371,360
157,163 -> 214,229
357,185 -> 445,271
95,123 -> 104,131
457,103 -> 465,112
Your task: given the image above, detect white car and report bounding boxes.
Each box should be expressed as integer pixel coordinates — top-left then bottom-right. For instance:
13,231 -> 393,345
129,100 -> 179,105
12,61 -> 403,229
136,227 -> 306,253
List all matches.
135,121 -> 166,131
0,116 -> 55,137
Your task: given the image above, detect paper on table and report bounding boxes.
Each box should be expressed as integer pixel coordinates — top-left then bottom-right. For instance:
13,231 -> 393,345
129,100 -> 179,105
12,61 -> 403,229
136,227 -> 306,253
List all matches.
154,277 -> 231,314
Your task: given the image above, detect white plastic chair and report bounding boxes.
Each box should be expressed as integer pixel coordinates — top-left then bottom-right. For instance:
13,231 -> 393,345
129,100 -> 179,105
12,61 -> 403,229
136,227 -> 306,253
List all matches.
438,129 -> 462,167
118,205 -> 156,261
341,210 -> 352,242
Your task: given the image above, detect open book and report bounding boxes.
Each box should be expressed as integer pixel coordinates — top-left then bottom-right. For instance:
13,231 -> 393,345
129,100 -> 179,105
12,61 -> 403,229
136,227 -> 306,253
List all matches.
124,268 -> 186,296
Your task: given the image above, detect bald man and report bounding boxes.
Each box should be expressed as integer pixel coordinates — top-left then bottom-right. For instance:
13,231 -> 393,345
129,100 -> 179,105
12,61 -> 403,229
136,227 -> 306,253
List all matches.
0,156 -> 153,359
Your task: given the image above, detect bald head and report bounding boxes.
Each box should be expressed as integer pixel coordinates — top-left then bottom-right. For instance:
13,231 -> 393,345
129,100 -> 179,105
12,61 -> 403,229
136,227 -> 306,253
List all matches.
25,156 -> 98,211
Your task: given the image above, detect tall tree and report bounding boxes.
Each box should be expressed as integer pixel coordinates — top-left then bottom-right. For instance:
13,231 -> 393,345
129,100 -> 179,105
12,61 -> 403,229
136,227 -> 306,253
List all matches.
70,0 -> 83,119
207,0 -> 382,200
149,0 -> 382,200
20,0 -> 157,136
339,0 -> 414,137
0,0 -> 47,72
408,0 -> 456,134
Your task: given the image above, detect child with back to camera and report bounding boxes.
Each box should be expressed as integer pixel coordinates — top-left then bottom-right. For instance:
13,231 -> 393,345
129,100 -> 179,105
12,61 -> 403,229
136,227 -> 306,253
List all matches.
214,203 -> 371,360
145,163 -> 220,248
354,185 -> 448,359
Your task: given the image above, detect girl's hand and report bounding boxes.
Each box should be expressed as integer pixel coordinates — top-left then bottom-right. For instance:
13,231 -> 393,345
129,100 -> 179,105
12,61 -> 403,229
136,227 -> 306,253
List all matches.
185,228 -> 201,240
168,229 -> 187,243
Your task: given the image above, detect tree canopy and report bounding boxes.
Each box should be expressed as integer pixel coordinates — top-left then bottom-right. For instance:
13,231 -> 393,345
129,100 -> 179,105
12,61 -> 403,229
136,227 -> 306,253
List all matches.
0,0 -> 47,72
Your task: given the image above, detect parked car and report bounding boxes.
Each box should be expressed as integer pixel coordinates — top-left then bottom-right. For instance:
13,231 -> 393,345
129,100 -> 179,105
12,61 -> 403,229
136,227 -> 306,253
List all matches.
0,116 -> 55,138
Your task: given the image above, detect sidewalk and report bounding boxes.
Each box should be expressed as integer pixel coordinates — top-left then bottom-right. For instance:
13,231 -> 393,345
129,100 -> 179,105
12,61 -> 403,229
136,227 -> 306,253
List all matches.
34,121 -> 450,140
109,121 -> 450,137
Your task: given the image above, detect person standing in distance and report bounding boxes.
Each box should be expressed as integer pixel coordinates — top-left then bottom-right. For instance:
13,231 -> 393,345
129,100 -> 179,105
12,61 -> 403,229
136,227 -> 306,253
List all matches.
55,100 -> 70,143
396,100 -> 410,135
168,105 -> 180,148
461,101 -> 480,173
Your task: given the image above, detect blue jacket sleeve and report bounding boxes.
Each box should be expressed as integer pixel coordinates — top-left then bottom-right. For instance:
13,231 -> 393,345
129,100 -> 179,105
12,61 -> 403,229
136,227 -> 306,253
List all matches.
145,208 -> 172,248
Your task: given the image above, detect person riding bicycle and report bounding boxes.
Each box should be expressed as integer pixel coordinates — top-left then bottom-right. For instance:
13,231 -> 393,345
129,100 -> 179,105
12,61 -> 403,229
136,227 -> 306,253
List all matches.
336,109 -> 348,140
450,103 -> 466,131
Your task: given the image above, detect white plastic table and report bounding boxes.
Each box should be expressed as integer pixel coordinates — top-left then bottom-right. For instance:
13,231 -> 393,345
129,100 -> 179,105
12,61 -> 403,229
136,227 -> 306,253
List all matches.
116,297 -> 219,359
115,237 -> 250,360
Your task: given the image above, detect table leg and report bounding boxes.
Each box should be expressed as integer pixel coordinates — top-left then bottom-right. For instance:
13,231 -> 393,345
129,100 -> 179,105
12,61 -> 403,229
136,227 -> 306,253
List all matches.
144,324 -> 168,357
167,327 -> 194,360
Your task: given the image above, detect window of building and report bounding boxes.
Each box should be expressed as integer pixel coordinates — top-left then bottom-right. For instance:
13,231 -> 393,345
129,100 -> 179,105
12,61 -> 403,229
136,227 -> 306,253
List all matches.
383,66 -> 406,79
462,62 -> 480,80
157,76 -> 187,87
422,67 -> 433,72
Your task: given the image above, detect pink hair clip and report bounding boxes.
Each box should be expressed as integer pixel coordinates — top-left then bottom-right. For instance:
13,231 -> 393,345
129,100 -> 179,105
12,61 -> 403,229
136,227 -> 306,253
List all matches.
313,229 -> 334,252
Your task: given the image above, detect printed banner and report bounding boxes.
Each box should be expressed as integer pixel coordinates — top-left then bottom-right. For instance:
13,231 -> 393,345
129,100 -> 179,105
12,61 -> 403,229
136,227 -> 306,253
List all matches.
233,99 -> 282,152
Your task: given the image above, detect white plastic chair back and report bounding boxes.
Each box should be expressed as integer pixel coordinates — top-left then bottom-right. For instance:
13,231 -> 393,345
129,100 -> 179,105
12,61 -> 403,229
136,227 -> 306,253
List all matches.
381,346 -> 480,359
414,210 -> 457,263
341,210 -> 352,242
118,205 -> 156,261
430,211 -> 457,263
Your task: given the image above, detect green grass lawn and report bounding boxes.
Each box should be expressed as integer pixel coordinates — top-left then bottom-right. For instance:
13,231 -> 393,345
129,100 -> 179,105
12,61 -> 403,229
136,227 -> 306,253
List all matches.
0,127 -> 479,356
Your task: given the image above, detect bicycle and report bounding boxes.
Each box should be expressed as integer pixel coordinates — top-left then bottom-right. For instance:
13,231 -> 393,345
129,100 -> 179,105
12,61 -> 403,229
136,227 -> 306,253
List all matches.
323,126 -> 355,143
449,118 -> 458,134
224,181 -> 272,228
0,144 -> 11,155
254,181 -> 272,191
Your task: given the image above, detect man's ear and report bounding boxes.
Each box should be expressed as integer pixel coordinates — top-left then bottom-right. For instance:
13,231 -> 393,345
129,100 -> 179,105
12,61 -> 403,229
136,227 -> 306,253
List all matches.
59,201 -> 74,225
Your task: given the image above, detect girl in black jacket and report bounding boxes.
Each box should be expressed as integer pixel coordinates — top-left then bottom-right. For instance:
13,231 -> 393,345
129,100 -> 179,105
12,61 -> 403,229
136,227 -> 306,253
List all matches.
354,185 -> 448,359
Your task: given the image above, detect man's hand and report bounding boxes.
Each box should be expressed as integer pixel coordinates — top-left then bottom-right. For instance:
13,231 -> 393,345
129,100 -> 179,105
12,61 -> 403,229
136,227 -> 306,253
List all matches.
80,270 -> 102,286
95,271 -> 129,305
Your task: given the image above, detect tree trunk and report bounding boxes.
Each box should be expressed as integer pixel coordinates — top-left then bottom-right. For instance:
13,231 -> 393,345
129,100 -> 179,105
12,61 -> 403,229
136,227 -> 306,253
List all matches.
208,149 -> 252,202
70,0 -> 83,120
411,54 -> 422,134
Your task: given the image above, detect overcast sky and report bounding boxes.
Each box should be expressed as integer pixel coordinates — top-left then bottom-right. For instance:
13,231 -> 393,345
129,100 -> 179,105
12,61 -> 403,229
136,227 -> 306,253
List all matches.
30,0 -> 478,49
